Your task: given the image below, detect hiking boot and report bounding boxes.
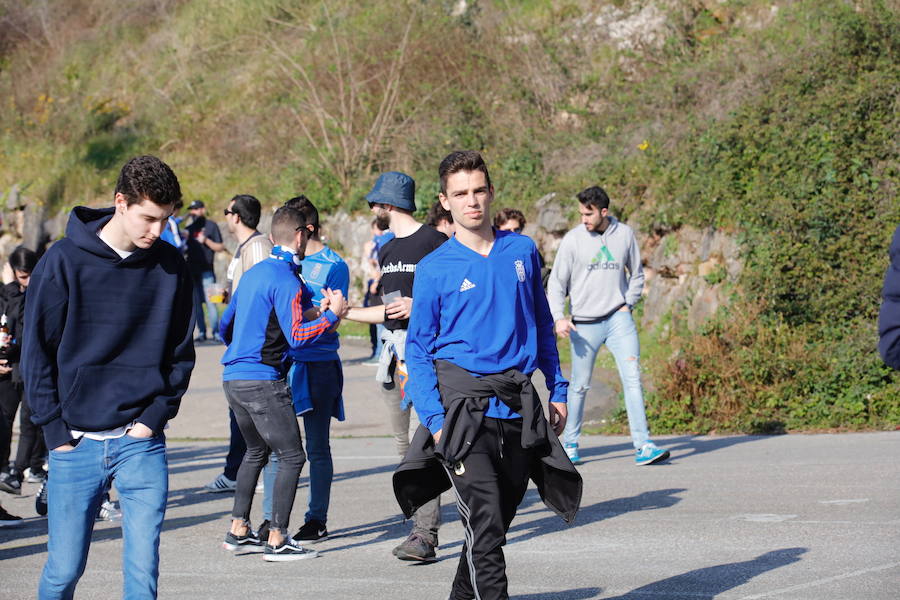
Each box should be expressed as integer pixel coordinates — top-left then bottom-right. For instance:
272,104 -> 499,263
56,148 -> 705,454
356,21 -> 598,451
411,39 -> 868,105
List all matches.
35,479 -> 48,516
0,506 -> 23,527
293,519 -> 328,542
635,442 -> 670,466
0,471 -> 21,495
204,473 -> 237,493
96,499 -> 122,522
392,532 -> 437,562
563,443 -> 581,465
223,527 -> 265,553
263,537 -> 319,561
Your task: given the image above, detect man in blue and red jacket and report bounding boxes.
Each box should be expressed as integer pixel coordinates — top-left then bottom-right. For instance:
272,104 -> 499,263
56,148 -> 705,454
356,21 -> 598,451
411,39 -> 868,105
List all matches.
218,205 -> 347,561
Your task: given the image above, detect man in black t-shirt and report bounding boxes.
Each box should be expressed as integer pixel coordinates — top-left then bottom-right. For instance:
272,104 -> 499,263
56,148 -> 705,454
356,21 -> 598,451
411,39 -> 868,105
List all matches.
184,200 -> 224,342
345,171 -> 446,562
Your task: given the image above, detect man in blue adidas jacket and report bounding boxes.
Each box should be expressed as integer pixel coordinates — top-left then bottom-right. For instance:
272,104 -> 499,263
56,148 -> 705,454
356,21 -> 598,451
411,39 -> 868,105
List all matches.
218,205 -> 347,561
22,155 -> 195,599
405,151 -> 572,600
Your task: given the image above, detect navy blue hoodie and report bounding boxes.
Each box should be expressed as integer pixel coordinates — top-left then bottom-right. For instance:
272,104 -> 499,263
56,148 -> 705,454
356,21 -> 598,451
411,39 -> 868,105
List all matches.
22,206 -> 196,449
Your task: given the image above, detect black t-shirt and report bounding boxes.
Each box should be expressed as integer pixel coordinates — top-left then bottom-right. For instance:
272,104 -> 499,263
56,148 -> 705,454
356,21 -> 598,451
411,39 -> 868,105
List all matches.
378,225 -> 447,331
185,216 -> 223,275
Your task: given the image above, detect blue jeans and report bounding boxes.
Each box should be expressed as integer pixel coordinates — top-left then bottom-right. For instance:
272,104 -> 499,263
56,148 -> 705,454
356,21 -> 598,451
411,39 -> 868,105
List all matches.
39,434 -> 168,600
262,361 -> 340,524
191,271 -> 218,338
564,310 -> 650,450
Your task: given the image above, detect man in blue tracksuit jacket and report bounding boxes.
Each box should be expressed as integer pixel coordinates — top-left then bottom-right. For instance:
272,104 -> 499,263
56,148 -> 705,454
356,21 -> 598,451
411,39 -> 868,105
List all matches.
257,195 -> 350,543
22,155 -> 195,600
218,205 -> 347,561
405,151 -> 575,600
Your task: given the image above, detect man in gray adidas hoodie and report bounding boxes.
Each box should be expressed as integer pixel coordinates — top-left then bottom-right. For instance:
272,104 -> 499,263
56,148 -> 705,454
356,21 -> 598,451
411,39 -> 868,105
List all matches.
548,186 -> 670,466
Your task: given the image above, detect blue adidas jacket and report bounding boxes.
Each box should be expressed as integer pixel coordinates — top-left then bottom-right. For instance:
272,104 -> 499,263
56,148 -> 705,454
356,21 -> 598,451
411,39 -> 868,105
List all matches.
406,229 -> 567,434
220,255 -> 339,381
22,207 -> 196,449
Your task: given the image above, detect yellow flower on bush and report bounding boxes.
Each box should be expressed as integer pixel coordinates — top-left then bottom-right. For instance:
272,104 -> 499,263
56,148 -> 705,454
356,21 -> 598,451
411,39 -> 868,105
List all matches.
638,140 -> 650,151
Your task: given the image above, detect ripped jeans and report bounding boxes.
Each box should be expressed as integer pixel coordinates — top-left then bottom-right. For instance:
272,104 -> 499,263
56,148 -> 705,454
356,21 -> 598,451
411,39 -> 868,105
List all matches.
563,310 -> 650,450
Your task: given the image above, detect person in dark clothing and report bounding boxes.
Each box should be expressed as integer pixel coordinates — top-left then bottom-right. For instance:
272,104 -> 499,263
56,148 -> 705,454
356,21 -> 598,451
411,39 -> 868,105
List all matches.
345,171 -> 447,562
22,155 -> 195,599
185,199 -> 224,342
0,247 -> 39,495
403,151 -> 578,600
879,224 -> 900,369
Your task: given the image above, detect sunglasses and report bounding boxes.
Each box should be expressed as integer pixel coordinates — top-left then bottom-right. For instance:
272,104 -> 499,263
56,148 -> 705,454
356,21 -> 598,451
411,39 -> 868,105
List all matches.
223,208 -> 235,216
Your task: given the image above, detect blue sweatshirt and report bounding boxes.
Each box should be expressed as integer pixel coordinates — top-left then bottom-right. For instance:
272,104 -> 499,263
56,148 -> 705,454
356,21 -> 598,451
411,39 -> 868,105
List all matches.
406,229 -> 567,434
289,245 -> 350,362
220,250 -> 339,381
22,207 -> 196,449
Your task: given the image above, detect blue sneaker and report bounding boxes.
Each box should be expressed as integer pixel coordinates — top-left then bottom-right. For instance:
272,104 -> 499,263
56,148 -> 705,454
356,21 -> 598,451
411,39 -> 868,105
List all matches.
635,442 -> 670,466
564,443 -> 581,464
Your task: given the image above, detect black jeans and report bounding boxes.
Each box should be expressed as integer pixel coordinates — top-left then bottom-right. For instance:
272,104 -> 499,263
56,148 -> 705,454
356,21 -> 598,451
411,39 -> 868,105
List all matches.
14,396 -> 46,473
446,418 -> 531,600
0,378 -> 22,470
223,408 -> 247,481
224,379 -> 306,535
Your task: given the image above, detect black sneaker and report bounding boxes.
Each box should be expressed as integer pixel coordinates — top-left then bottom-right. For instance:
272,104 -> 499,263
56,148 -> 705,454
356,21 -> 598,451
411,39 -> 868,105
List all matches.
392,532 -> 437,562
223,528 -> 265,553
263,537 -> 319,562
293,519 -> 328,542
0,471 -> 21,495
0,506 -> 23,527
35,479 -> 48,516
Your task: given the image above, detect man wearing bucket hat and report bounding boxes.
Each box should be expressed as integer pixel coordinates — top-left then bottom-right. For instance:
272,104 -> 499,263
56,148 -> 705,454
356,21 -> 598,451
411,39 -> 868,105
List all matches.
345,171 -> 448,562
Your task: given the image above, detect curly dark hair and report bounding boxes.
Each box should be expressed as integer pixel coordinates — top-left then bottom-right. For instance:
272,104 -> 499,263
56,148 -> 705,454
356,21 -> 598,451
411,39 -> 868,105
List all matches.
115,155 -> 182,207
494,208 -> 526,230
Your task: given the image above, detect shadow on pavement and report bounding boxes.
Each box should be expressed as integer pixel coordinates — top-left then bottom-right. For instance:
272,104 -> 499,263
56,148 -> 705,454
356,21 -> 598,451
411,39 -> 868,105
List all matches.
0,513 -> 227,561
507,488 -> 686,544
603,547 -> 807,599
578,434 -> 771,464
515,588 -> 603,599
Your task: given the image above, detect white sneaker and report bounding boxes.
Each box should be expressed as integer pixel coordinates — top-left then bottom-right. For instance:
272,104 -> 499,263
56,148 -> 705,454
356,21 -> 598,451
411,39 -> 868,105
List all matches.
204,473 -> 237,493
96,500 -> 122,522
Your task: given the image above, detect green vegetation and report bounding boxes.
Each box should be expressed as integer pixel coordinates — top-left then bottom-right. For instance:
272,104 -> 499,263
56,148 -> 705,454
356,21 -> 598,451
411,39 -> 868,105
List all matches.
1,0 -> 897,431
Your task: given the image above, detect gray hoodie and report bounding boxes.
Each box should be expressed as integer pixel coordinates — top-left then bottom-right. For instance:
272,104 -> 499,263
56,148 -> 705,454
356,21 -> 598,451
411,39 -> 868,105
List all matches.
547,217 -> 644,322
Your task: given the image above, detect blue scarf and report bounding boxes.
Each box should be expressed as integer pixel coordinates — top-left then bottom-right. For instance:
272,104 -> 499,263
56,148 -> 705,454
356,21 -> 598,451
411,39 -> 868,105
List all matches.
270,245 -> 302,276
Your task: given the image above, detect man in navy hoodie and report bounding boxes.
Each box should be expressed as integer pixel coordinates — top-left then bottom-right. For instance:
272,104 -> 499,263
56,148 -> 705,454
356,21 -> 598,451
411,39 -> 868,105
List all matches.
22,155 -> 195,600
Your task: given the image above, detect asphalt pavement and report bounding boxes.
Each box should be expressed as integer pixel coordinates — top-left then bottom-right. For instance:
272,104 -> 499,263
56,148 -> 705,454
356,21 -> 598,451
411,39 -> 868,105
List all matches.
0,339 -> 897,599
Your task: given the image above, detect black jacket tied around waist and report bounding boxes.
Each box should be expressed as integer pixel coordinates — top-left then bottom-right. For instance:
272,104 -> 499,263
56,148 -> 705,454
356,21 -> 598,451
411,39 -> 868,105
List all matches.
393,360 -> 583,523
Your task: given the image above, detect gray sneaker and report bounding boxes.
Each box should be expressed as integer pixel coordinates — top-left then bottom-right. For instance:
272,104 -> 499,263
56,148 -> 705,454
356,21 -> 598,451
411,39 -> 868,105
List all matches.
392,532 -> 437,562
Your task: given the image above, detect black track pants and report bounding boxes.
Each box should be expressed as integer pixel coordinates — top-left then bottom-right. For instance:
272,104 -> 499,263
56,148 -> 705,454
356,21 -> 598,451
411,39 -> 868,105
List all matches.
446,417 -> 531,600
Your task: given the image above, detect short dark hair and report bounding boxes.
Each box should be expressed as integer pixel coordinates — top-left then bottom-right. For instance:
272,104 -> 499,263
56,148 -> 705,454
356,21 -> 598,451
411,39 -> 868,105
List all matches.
577,186 -> 610,212
270,206 -> 307,245
230,194 -> 262,230
438,150 -> 492,195
114,155 -> 181,207
8,246 -> 37,273
284,195 -> 319,238
494,208 -> 526,229
426,200 -> 453,227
